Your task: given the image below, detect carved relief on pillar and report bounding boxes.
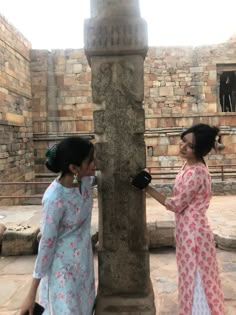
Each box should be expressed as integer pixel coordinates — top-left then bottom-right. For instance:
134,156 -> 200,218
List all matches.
91,56 -> 146,174
91,56 -> 144,104
91,56 -> 150,297
85,18 -> 148,58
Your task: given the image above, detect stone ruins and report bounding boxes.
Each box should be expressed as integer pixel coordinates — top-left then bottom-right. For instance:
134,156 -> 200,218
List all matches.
0,1 -> 236,314
0,5 -> 235,200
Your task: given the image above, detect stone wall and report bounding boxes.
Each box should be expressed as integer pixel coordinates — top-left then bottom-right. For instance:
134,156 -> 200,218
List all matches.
0,15 -> 34,205
30,49 -> 93,176
145,121 -> 236,169
144,36 -> 236,116
30,38 -> 236,175
144,38 -> 236,168
153,181 -> 236,196
1,14 -> 236,204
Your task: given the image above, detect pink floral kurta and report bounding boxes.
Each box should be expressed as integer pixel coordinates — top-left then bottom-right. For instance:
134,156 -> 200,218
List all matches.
165,162 -> 225,315
33,177 -> 95,315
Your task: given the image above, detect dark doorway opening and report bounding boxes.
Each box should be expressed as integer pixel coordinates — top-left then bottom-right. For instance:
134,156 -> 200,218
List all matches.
219,71 -> 236,112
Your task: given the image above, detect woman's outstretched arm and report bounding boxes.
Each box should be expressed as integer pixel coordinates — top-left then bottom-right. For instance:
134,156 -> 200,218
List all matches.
145,185 -> 167,206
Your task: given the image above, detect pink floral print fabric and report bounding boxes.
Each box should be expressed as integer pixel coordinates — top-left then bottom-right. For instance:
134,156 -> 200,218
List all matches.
165,162 -> 225,315
33,177 -> 95,314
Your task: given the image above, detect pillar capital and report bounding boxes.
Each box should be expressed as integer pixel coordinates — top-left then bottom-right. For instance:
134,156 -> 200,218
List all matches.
84,0 -> 148,61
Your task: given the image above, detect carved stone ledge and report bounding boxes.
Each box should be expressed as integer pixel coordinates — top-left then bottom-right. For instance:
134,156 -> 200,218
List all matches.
1,224 -> 39,256
147,221 -> 176,249
215,226 -> 236,251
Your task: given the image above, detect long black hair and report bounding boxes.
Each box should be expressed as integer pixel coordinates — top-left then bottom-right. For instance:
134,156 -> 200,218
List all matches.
46,136 -> 94,174
181,123 -> 219,163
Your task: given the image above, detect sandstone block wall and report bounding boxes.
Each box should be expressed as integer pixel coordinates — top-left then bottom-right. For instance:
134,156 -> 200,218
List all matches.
31,39 -> 236,175
1,13 -> 236,205
30,49 -> 93,175
0,15 -> 34,205
144,37 -> 236,116
144,39 -> 236,168
145,120 -> 236,169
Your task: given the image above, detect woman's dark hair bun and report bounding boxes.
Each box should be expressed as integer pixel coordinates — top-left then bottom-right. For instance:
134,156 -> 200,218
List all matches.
45,136 -> 94,174
45,144 -> 60,173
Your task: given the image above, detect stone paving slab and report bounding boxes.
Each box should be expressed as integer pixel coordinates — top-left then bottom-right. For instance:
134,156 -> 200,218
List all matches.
0,195 -> 235,225
0,195 -> 236,314
0,196 -> 236,250
0,249 -> 236,315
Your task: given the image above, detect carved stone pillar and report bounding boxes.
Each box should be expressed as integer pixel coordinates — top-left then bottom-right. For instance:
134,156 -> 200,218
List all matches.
84,1 -> 156,314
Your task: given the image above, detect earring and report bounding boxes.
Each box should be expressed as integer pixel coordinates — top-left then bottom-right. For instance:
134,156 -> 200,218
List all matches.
216,142 -> 225,150
73,174 -> 78,184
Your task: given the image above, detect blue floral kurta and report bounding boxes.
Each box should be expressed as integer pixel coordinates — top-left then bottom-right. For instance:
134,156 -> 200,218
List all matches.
33,177 -> 95,315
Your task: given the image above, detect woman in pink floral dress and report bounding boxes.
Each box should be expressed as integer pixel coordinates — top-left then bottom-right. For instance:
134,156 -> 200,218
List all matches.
132,123 -> 225,315
20,136 -> 96,315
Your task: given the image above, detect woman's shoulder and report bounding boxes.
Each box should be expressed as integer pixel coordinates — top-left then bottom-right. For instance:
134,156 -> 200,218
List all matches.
188,162 -> 209,176
183,162 -> 208,175
45,178 -> 61,192
42,179 -> 65,203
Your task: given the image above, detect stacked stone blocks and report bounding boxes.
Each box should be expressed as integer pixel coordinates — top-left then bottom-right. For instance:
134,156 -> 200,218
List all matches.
0,15 -> 34,205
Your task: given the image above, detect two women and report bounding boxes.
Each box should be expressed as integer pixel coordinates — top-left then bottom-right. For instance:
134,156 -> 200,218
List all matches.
22,123 -> 225,315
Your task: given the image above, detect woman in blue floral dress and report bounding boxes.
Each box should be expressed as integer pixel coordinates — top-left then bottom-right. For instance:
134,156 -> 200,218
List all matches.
20,136 -> 96,315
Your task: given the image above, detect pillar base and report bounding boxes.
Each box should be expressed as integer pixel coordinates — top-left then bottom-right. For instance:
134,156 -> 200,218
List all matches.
95,281 -> 156,315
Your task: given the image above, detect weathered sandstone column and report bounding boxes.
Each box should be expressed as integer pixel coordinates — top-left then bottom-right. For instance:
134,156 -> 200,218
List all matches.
84,1 -> 156,314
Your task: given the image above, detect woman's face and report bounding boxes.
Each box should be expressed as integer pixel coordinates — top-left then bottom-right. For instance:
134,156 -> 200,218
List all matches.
179,132 -> 197,162
79,153 -> 96,178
